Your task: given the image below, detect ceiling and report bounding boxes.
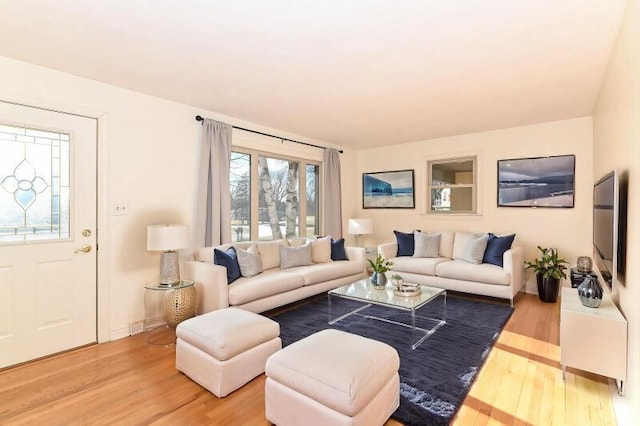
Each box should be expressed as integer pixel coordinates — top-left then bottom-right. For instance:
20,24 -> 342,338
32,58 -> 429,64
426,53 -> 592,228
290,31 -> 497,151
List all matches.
0,1 -> 628,149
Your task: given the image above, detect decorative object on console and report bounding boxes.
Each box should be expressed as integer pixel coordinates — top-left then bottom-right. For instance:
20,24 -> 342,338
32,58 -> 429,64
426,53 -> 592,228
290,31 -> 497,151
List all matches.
147,224 -> 190,285
524,246 -> 568,303
576,256 -> 593,272
497,154 -> 575,208
577,276 -> 603,308
368,255 -> 393,289
348,218 -> 373,247
363,169 -> 415,209
570,267 -> 598,288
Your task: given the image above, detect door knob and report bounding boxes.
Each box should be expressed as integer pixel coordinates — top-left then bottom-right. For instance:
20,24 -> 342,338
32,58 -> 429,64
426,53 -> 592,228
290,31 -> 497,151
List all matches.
74,245 -> 93,253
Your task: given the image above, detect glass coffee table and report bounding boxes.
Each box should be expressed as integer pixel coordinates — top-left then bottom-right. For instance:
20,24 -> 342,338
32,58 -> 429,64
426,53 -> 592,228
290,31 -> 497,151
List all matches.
328,279 -> 446,350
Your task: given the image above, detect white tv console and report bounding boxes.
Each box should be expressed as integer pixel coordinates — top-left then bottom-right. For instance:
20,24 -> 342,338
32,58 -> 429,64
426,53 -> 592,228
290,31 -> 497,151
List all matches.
560,287 -> 627,395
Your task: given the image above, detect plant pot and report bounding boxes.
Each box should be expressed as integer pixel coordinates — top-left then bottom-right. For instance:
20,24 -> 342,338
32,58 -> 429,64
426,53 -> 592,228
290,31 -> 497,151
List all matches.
536,274 -> 560,303
370,272 -> 387,289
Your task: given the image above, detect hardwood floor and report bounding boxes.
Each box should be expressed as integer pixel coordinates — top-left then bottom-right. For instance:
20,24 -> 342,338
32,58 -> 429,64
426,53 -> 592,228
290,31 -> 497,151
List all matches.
0,294 -> 616,425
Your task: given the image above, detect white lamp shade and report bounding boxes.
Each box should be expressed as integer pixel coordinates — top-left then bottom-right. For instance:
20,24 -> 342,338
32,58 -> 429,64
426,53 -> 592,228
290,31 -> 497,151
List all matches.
348,219 -> 373,235
147,224 -> 189,251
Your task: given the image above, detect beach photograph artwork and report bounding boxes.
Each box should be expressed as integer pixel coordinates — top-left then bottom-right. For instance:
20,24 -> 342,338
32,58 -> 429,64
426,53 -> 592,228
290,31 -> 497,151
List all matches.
497,155 -> 575,208
363,169 -> 415,208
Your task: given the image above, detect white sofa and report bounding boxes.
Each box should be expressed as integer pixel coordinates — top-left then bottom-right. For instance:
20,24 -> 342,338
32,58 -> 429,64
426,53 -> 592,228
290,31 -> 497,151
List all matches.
186,239 -> 366,314
378,231 -> 524,305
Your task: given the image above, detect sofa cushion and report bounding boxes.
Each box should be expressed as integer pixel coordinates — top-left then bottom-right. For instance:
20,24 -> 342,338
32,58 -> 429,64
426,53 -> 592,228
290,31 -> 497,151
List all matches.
257,239 -> 288,270
483,233 -> 516,267
228,270 -> 305,305
452,232 -> 481,260
330,238 -> 348,261
436,260 -> 510,286
438,231 -> 455,258
214,247 -> 241,284
413,231 -> 440,258
282,260 -> 363,286
280,242 -> 313,269
311,237 -> 332,263
390,256 -> 449,276
394,230 -> 415,256
235,243 -> 264,277
462,234 -> 489,264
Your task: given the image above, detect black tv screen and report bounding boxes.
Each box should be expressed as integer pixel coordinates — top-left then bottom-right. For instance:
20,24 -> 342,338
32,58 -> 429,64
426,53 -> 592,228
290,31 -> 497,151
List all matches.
593,171 -> 627,289
593,172 -> 615,288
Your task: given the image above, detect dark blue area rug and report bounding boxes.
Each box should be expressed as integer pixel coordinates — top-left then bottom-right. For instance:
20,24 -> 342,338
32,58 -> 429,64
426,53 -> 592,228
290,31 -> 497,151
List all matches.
271,295 -> 513,425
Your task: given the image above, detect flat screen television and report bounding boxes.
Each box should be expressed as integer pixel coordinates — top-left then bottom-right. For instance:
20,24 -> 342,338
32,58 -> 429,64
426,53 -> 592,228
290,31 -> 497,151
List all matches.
593,171 -> 627,289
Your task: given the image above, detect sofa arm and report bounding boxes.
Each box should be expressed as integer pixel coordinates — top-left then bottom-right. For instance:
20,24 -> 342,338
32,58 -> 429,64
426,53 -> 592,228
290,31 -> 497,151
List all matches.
346,246 -> 366,278
377,242 -> 398,259
503,246 -> 524,292
185,260 -> 230,314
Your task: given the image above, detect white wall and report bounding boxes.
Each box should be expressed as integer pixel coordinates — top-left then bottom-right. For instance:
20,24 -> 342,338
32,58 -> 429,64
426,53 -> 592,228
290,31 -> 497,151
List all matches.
348,117 -> 594,293
593,0 -> 640,421
0,55 -> 350,340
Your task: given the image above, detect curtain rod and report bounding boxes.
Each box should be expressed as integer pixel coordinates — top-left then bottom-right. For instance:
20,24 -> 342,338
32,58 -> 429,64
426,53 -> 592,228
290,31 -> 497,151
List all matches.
195,115 -> 343,154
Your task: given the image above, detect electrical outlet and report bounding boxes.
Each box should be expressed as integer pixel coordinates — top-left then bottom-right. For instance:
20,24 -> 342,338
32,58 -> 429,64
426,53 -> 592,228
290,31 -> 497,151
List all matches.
112,202 -> 129,216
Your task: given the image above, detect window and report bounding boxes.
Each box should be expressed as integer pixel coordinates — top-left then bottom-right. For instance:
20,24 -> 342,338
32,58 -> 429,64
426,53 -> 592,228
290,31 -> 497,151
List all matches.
0,123 -> 70,243
230,149 -> 320,241
428,156 -> 477,214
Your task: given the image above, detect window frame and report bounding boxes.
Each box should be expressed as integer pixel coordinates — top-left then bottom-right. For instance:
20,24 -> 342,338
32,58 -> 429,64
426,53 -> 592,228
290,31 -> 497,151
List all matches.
426,154 -> 480,215
230,147 -> 322,241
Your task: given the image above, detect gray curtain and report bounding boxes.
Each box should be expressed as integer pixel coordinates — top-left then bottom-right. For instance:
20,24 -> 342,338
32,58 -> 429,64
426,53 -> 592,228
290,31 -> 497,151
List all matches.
322,148 -> 342,239
195,119 -> 232,247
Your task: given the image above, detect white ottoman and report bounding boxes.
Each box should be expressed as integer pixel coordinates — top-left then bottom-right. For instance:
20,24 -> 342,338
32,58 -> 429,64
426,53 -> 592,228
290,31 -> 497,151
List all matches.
176,307 -> 281,398
265,329 -> 400,426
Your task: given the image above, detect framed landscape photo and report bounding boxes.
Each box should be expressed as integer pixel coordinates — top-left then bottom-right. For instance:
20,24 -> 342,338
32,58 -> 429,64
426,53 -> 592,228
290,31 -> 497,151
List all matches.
497,154 -> 575,208
363,169 -> 415,209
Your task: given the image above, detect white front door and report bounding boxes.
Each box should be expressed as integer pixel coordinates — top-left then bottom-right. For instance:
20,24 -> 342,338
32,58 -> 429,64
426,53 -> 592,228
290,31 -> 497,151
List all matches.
0,102 -> 97,368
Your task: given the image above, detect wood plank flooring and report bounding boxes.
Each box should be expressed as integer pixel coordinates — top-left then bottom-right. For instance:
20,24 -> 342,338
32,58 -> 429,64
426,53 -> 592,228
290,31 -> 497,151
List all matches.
0,293 -> 616,425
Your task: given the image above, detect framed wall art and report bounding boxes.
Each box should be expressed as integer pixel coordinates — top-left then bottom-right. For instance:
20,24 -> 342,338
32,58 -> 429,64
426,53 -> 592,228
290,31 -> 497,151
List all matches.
497,154 -> 575,208
362,169 -> 415,209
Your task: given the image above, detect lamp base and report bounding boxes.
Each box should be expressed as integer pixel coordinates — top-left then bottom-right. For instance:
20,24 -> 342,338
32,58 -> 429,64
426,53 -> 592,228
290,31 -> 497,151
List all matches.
160,251 -> 180,285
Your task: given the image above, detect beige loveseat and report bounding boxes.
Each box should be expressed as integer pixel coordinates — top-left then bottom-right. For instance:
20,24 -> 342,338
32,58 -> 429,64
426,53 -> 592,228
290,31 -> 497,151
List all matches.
186,238 -> 366,314
378,231 -> 524,305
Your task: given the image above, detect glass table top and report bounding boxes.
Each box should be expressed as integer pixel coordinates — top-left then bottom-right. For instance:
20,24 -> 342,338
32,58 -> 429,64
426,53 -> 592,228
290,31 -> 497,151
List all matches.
145,279 -> 195,291
329,279 -> 445,310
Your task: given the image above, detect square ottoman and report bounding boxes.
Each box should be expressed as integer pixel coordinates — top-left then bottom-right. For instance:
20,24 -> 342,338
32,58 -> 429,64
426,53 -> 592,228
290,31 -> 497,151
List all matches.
176,307 -> 281,398
265,329 -> 400,426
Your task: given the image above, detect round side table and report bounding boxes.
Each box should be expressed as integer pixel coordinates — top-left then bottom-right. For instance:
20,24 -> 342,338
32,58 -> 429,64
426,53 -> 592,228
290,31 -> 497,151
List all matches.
145,280 -> 198,345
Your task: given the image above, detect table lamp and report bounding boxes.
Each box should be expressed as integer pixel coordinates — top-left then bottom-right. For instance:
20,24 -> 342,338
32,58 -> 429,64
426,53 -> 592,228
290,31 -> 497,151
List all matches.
348,218 -> 373,247
147,224 -> 190,285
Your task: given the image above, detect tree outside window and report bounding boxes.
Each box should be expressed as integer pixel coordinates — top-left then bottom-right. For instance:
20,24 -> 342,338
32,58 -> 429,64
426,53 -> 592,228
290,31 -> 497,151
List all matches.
230,150 -> 320,241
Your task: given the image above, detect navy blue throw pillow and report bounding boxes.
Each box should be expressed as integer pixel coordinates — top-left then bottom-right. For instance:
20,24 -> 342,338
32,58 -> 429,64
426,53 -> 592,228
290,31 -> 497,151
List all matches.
394,230 -> 415,256
214,247 -> 241,284
331,238 -> 348,261
483,233 -> 516,267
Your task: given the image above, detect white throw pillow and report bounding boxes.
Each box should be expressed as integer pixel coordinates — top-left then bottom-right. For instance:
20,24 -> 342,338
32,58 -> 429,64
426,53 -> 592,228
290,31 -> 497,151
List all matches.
257,239 -> 287,270
452,232 -> 479,260
311,237 -> 332,263
413,231 -> 441,258
462,234 -> 489,264
280,242 -> 313,269
235,243 -> 263,277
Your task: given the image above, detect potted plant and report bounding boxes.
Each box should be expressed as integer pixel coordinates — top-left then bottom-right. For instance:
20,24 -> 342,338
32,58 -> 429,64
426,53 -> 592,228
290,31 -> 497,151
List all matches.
367,255 -> 393,289
524,246 -> 568,303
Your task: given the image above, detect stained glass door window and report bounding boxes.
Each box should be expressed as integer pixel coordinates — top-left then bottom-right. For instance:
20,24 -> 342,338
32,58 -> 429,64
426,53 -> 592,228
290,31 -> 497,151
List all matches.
0,123 -> 70,242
